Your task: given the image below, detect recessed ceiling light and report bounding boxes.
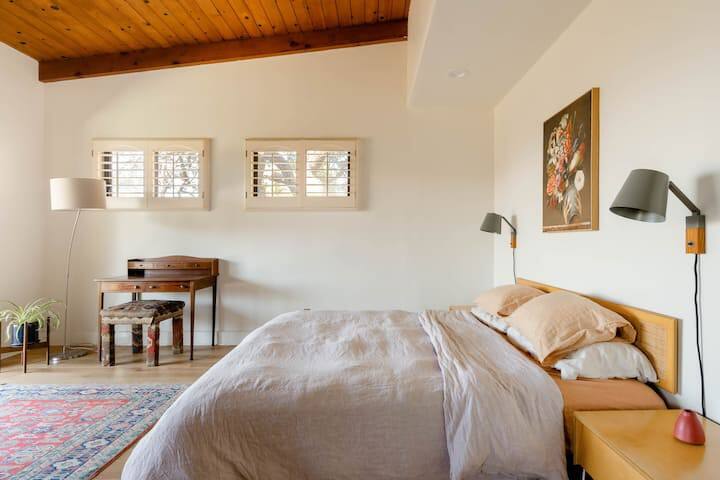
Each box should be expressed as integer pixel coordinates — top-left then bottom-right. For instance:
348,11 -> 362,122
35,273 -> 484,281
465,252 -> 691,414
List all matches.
448,69 -> 469,79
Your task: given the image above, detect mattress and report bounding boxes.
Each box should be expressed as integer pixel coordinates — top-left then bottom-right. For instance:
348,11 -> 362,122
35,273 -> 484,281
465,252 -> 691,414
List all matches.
549,371 -> 667,449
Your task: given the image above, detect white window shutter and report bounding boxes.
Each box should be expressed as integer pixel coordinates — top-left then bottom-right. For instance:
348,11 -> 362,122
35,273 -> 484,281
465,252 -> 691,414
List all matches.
94,139 -> 148,209
93,138 -> 210,210
148,139 -> 209,210
303,139 -> 357,209
245,140 -> 302,209
245,138 -> 358,210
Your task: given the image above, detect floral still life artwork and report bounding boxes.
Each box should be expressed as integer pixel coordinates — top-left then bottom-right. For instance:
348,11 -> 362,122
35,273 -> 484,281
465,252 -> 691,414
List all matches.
542,88 -> 599,232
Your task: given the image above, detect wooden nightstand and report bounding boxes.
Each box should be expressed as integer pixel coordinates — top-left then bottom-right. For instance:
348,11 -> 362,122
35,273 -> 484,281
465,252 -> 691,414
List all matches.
574,410 -> 719,479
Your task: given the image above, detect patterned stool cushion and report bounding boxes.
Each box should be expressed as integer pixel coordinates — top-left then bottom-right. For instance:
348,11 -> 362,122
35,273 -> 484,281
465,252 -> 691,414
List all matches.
101,300 -> 185,325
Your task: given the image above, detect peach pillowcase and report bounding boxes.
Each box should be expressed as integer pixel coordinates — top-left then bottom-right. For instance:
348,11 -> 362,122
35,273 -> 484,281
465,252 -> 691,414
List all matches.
506,290 -> 637,366
473,284 -> 545,317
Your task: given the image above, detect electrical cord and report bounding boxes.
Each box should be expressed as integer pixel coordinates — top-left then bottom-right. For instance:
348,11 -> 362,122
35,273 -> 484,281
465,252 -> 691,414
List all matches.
694,253 -> 706,418
512,248 -> 517,285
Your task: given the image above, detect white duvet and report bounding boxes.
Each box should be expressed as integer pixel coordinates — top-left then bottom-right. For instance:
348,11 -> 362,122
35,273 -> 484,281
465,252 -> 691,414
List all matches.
122,310 -> 566,480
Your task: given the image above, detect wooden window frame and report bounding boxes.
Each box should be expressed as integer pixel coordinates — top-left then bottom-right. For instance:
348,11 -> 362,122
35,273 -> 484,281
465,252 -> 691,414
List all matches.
93,138 -> 210,210
245,138 -> 359,210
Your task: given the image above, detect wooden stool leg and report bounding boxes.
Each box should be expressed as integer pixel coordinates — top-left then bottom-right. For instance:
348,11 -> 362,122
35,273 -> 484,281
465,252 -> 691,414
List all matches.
101,323 -> 115,367
172,317 -> 183,354
132,324 -> 143,353
147,323 -> 160,367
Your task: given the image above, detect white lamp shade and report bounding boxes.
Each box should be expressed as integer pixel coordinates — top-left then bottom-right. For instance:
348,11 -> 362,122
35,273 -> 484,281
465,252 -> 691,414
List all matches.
50,178 -> 107,211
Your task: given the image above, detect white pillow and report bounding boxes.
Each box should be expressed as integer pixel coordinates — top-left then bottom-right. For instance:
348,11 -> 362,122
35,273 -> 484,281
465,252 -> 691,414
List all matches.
471,306 -> 509,333
506,327 -> 539,358
554,342 -> 658,382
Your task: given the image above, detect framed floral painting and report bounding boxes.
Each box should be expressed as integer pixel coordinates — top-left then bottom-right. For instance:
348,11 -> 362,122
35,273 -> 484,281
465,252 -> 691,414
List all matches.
542,88 -> 599,232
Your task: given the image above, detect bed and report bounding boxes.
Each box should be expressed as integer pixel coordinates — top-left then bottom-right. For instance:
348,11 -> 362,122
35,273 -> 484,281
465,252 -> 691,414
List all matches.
121,280 -> 677,480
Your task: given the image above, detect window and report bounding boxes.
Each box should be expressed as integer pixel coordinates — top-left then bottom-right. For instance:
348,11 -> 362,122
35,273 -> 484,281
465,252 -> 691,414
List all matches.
93,138 -> 210,210
245,139 -> 358,209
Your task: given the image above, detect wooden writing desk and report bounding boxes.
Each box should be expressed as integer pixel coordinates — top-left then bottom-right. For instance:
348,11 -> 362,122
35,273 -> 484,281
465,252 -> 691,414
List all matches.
95,256 -> 219,362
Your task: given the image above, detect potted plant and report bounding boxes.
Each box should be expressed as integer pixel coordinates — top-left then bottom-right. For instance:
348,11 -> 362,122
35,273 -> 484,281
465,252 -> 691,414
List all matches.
1,299 -> 62,347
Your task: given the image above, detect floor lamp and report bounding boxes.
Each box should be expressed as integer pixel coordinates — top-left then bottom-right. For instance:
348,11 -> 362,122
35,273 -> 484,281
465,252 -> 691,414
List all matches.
49,178 -> 106,362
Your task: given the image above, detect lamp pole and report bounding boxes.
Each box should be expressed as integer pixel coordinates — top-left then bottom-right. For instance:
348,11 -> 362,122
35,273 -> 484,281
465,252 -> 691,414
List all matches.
51,209 -> 90,363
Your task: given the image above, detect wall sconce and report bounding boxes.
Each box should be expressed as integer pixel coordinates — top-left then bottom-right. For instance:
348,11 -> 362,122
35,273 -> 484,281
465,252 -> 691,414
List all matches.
610,168 -> 707,421
481,212 -> 517,283
480,212 -> 517,248
610,169 -> 705,254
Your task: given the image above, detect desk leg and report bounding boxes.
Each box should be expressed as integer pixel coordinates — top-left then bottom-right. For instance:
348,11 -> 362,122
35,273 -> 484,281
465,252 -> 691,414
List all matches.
212,280 -> 217,347
97,289 -> 104,362
190,286 -> 195,361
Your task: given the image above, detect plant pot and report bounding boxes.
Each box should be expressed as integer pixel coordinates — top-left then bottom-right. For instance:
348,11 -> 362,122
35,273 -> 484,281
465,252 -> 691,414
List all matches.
9,323 -> 40,346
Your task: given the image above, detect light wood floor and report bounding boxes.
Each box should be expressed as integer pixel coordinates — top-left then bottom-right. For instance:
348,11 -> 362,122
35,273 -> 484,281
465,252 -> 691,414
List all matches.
0,345 -> 232,479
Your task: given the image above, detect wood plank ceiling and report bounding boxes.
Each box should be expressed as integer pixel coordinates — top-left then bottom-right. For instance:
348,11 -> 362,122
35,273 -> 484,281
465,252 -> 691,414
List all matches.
0,0 -> 410,82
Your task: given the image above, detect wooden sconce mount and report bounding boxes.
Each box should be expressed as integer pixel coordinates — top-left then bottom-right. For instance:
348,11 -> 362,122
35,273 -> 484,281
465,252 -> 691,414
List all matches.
686,215 -> 706,254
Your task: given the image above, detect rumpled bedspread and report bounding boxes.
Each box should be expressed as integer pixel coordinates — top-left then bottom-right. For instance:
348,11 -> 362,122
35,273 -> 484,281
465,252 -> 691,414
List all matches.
122,310 -> 565,480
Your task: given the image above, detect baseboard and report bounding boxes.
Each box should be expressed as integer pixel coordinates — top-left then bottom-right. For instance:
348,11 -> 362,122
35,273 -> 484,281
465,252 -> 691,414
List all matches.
69,329 -> 250,347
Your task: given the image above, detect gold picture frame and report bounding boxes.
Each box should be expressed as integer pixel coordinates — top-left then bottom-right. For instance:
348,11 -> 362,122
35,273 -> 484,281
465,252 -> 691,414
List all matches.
542,88 -> 599,232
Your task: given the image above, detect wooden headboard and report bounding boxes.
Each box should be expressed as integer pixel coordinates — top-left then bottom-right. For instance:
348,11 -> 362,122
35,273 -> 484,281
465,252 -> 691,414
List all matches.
517,278 -> 678,394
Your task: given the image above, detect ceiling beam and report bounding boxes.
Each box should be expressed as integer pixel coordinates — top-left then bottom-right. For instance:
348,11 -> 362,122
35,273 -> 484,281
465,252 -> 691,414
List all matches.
38,20 -> 407,82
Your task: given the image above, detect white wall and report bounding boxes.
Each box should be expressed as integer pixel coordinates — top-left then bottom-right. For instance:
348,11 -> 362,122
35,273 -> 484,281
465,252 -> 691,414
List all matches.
43,43 -> 494,347
493,0 -> 719,417
406,0 -> 436,105
0,44 -> 45,305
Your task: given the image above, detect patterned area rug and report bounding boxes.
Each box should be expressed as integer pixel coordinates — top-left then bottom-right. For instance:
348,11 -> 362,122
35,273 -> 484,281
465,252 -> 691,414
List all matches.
0,384 -> 185,480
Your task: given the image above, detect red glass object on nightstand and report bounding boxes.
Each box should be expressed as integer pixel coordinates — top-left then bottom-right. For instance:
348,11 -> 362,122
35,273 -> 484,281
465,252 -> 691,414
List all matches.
673,409 -> 706,445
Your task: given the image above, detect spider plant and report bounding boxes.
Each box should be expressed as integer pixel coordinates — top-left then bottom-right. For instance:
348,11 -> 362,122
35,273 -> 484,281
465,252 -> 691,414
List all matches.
1,298 -> 62,345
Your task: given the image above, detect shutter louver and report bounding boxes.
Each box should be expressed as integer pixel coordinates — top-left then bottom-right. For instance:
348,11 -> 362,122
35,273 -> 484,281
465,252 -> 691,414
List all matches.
154,150 -> 201,198
251,151 -> 298,198
306,150 -> 351,197
99,150 -> 145,198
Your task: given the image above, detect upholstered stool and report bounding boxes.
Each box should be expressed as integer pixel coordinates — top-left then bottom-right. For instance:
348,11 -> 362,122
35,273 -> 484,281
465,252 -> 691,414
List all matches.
101,300 -> 185,367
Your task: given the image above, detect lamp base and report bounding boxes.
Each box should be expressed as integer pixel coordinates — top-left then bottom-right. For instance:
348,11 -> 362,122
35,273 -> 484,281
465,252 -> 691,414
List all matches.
673,409 -> 706,445
50,347 -> 90,364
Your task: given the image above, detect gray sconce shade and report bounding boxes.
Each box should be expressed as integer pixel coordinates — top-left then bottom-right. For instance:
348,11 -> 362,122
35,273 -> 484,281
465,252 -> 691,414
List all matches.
609,169 -> 669,223
480,212 -> 502,234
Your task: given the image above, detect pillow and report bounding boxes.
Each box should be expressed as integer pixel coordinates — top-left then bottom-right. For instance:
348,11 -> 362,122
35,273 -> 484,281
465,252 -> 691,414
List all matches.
554,341 -> 658,382
471,306 -> 510,333
506,326 -> 538,358
505,290 -> 637,366
473,284 -> 545,317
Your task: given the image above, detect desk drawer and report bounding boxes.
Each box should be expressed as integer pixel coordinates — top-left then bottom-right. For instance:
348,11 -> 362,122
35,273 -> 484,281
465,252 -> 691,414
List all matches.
129,261 -> 205,270
103,282 -> 190,292
143,282 -> 190,292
